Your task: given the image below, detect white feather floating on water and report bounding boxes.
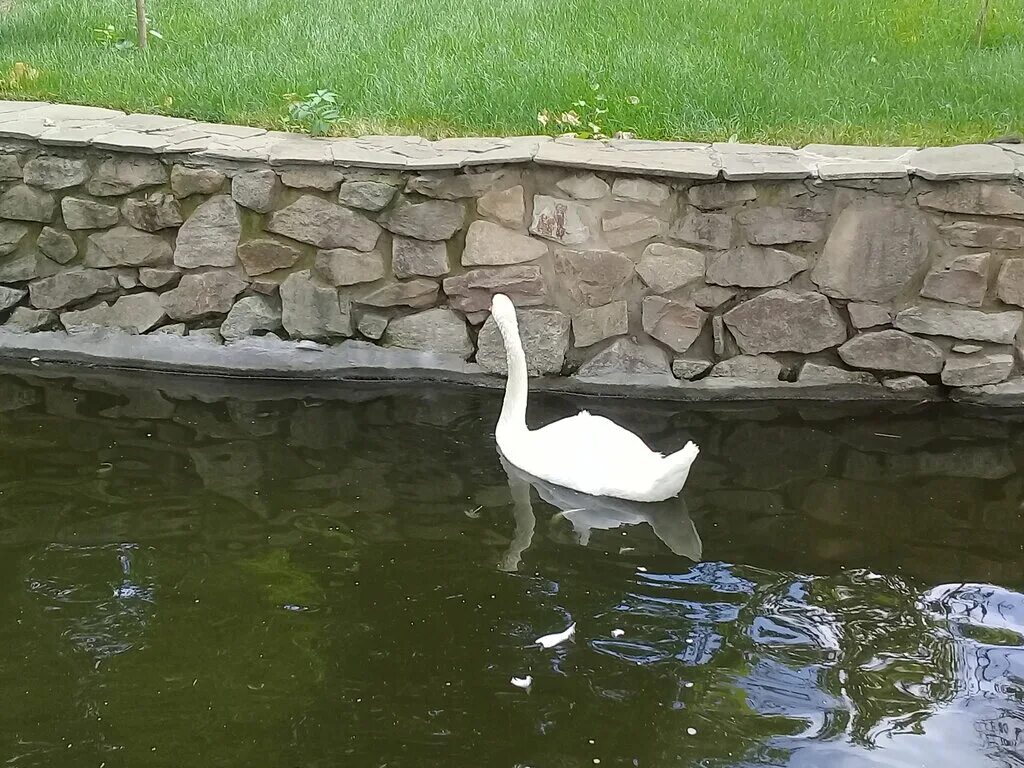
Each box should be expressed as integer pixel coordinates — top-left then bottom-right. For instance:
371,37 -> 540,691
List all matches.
611,629 -> 625,638
535,622 -> 576,649
510,675 -> 533,690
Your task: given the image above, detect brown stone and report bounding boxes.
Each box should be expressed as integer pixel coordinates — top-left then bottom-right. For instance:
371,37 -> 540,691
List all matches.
554,249 -> 635,308
442,266 -> 547,313
641,296 -> 707,353
237,239 -> 302,277
723,289 -> 847,354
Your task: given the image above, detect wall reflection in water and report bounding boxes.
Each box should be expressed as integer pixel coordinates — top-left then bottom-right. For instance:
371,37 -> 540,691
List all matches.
0,367 -> 1022,767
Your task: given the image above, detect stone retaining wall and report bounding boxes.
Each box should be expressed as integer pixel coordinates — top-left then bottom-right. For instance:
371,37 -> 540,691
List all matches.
2,100 -> 1024,401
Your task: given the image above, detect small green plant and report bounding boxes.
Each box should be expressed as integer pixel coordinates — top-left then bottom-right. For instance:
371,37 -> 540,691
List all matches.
537,84 -> 641,139
92,16 -> 163,51
285,90 -> 343,136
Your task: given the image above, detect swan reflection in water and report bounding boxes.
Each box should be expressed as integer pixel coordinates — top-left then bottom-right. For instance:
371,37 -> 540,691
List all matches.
498,456 -> 702,572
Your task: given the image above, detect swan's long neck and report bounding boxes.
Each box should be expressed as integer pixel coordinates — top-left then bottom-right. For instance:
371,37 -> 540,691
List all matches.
494,310 -> 528,439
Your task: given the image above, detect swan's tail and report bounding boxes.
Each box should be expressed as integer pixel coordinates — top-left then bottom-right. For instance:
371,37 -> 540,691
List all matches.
650,442 -> 700,501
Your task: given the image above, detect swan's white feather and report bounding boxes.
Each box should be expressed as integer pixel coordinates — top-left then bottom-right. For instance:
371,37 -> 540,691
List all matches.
490,293 -> 699,502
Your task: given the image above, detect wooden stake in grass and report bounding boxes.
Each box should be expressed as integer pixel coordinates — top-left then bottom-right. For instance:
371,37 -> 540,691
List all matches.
135,0 -> 148,49
975,0 -> 992,47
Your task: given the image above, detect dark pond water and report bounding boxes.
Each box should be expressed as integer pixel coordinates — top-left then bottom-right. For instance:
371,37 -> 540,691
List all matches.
0,366 -> 1022,768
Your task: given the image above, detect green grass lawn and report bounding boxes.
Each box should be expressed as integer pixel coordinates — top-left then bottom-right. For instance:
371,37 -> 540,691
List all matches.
1,0 -> 1022,144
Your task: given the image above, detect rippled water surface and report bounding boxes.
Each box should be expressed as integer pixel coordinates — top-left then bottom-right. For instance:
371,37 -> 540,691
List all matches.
1,367 -> 1023,768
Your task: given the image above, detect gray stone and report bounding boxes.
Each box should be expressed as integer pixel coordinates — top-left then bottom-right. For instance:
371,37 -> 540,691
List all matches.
357,309 -> 389,340
0,285 -> 26,311
941,352 -> 1014,387
85,226 -> 172,267
686,182 -> 757,210
816,160 -> 909,181
139,266 -> 182,289
314,247 -> 386,286
635,243 -> 705,293
0,252 -> 61,282
114,269 -> 139,290
669,210 -> 732,249
917,183 -> 1024,217
383,307 -> 473,359
337,180 -> 397,211
0,185 -> 54,221
87,157 -> 166,196
36,227 -> 76,264
706,246 -> 807,288
59,303 -> 112,334
379,199 -> 464,241
883,375 -> 931,392
231,169 -> 279,213
22,155 -> 89,190
393,237 -> 449,278
572,300 -> 628,347
952,343 -> 983,354
577,338 -> 671,378
894,306 -> 1022,344
407,170 -> 512,200
107,292 -> 167,333
160,270 -> 248,321
848,303 -> 892,330
692,285 -> 737,310
737,206 -> 826,245
60,197 -> 119,230
0,221 -> 29,256
908,145 -> 1016,180
995,258 -> 1024,307
477,308 -> 569,375
920,253 -> 989,307
220,295 -> 283,341
443,265 -> 547,313
671,354 -> 713,380
267,195 -> 382,251
641,296 -> 707,353
280,167 -> 344,191
811,205 -> 928,301
602,211 -> 665,248
151,322 -> 186,336
717,147 -> 812,181
462,220 -> 546,266
4,307 -> 55,332
709,354 -> 782,380
0,154 -> 22,180
237,238 -> 302,277
188,327 -> 223,344
123,192 -> 184,232
279,269 -> 352,339
556,173 -> 609,200
554,249 -> 634,308
713,315 -> 729,356
476,185 -> 525,228
612,177 -> 670,206
799,361 -> 877,384
939,221 -> 1024,250
724,289 -> 847,354
174,196 -> 241,268
170,165 -> 225,198
29,268 -> 117,309
838,330 -> 944,373
359,278 -> 439,308
530,195 -> 593,245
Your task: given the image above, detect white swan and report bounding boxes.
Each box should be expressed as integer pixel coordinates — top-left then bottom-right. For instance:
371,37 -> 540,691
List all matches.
489,294 -> 700,502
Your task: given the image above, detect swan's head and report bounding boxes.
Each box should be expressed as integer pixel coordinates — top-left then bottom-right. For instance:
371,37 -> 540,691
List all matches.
490,293 -> 518,325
